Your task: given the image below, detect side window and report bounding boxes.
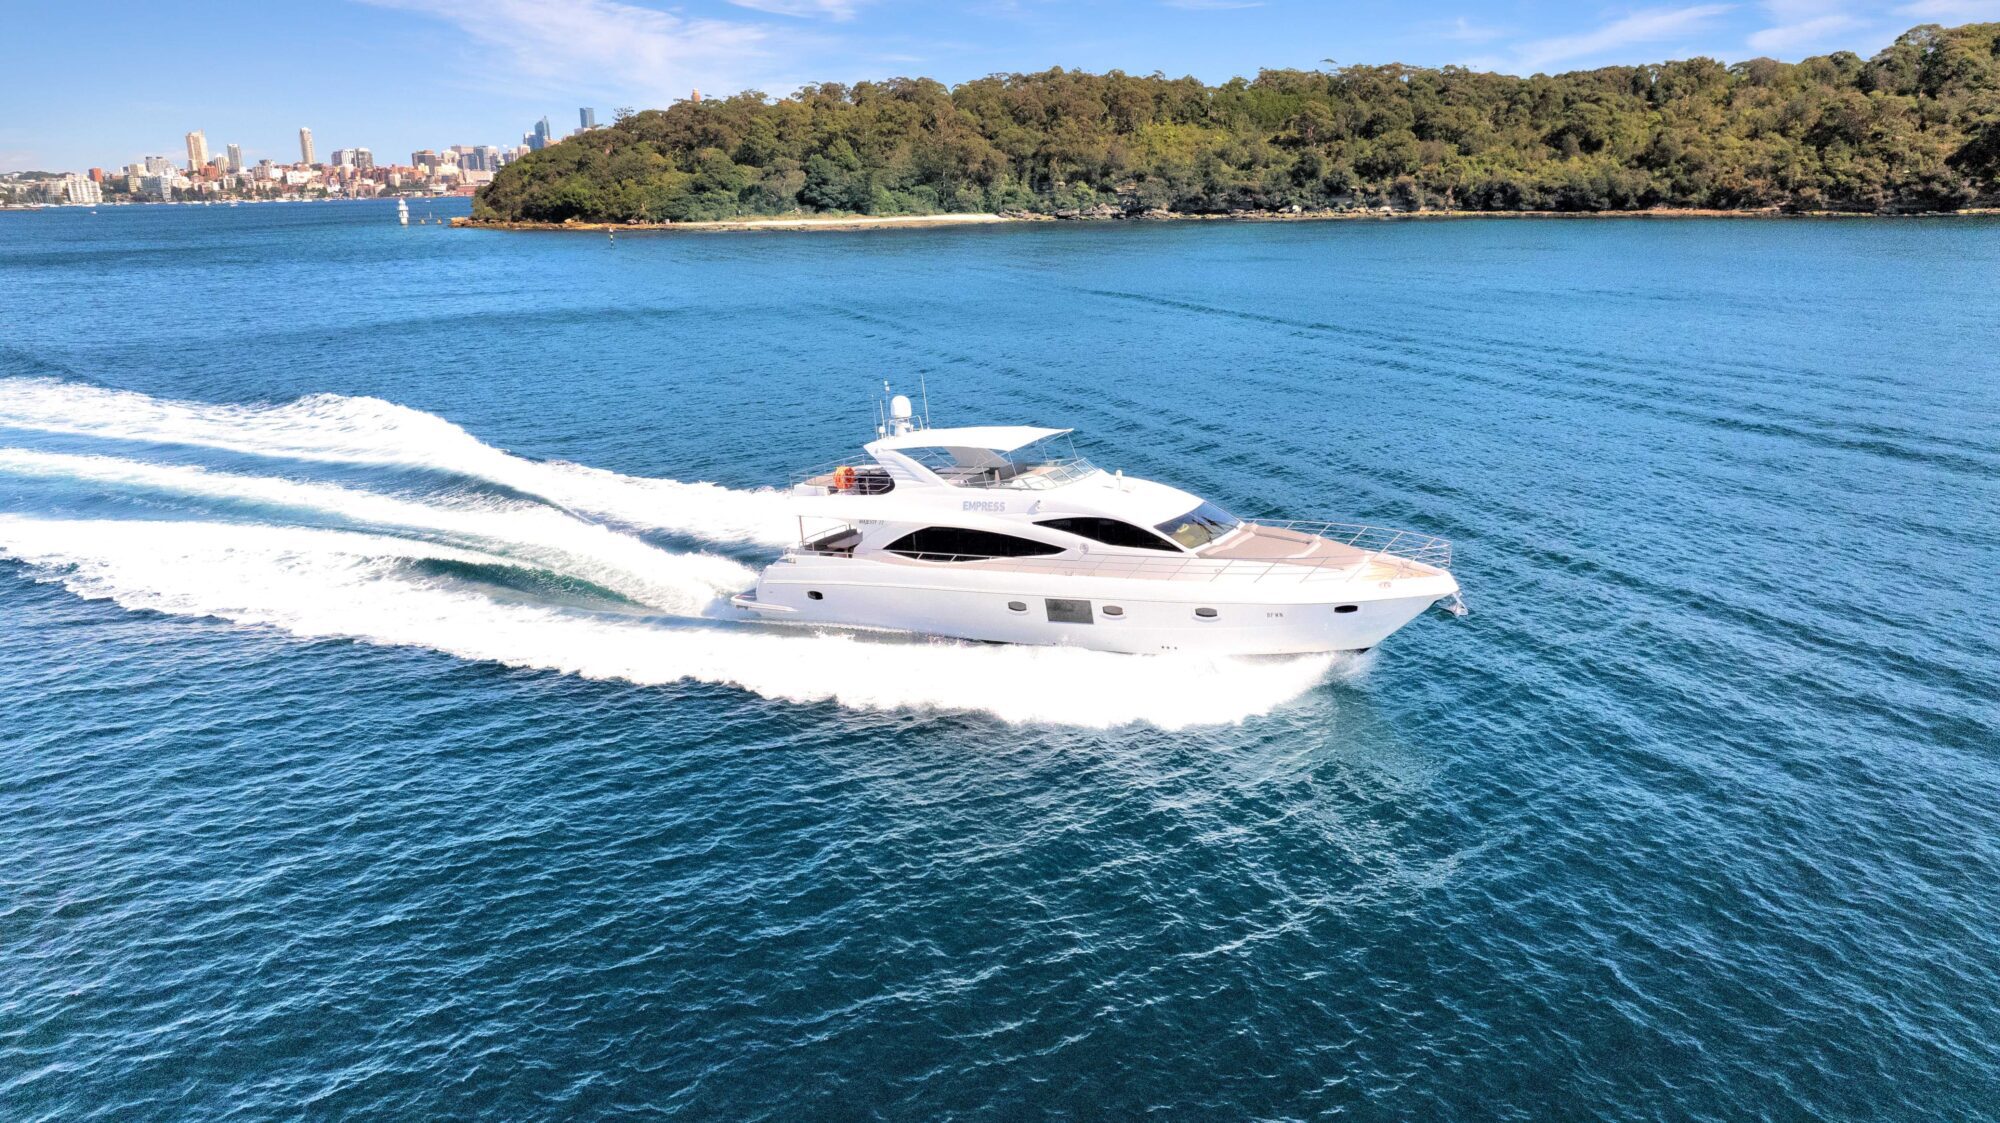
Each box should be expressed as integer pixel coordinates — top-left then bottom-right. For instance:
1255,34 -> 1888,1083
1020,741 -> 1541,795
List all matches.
1035,517 -> 1179,552
885,527 -> 1064,562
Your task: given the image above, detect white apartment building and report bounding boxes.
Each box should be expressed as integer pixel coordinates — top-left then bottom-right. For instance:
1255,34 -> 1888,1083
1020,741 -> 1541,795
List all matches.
61,173 -> 102,205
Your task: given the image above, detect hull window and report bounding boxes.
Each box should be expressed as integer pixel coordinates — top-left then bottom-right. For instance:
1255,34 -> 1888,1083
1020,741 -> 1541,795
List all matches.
1006,600 -> 1027,613
1102,605 -> 1125,617
1194,607 -> 1219,619
807,590 -> 825,601
885,527 -> 1064,562
1045,599 -> 1094,624
1334,604 -> 1359,614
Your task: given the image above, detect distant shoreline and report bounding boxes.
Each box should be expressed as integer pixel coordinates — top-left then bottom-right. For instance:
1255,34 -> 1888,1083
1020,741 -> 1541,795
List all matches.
453,207 -> 2000,234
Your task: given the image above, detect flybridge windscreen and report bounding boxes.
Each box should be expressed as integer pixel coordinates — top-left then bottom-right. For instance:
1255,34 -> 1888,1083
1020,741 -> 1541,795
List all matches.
899,433 -> 1096,489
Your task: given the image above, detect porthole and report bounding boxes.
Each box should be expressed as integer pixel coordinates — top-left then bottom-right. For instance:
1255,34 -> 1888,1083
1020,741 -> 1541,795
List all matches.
1102,605 -> 1124,617
1334,604 -> 1358,614
1194,607 -> 1218,619
807,590 -> 824,601
1006,600 -> 1027,613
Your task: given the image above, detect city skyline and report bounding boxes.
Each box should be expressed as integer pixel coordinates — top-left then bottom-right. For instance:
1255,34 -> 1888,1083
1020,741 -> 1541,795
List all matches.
8,0 -> 1998,174
13,106 -> 605,184
0,106 -> 608,207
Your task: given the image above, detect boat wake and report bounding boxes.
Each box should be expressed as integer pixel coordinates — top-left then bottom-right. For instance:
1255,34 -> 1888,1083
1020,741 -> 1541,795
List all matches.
0,379 -> 1357,728
0,376 -> 796,546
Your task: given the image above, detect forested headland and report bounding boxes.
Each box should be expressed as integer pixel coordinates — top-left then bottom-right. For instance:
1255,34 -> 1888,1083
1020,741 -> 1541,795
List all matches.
472,22 -> 2000,224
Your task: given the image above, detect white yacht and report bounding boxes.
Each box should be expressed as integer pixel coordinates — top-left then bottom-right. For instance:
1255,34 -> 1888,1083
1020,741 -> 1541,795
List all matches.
731,391 -> 1464,656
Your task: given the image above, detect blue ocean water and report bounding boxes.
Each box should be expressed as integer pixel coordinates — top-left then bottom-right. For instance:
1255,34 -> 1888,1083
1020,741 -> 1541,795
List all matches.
2,199 -> 1997,1120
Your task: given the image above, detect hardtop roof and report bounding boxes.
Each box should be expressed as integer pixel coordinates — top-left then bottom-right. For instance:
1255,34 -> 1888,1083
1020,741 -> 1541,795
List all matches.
868,425 -> 1070,453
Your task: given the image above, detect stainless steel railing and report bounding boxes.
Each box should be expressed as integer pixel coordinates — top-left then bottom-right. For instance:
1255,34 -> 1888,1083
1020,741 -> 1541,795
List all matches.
788,459 -> 896,494
789,457 -> 1097,493
1242,520 -> 1454,573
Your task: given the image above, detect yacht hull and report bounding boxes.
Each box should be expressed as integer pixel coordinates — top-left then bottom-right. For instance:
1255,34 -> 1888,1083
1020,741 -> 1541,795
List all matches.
733,555 -> 1459,656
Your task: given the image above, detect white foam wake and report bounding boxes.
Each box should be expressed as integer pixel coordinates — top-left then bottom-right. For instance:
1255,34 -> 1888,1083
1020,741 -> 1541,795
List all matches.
0,378 -> 794,545
0,449 -> 752,615
0,516 -> 1346,729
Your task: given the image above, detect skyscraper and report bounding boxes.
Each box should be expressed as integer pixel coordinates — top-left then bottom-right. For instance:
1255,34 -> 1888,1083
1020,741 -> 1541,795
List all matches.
529,116 -> 553,151
226,144 -> 243,172
298,126 -> 316,165
185,130 -> 208,171
579,107 -> 597,130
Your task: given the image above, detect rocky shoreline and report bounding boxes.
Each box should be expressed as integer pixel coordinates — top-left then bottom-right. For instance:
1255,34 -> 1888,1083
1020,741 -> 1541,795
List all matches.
454,206 -> 2000,233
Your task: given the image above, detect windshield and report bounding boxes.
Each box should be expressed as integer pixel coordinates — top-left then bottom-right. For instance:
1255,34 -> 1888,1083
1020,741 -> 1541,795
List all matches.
1155,500 -> 1243,550
902,433 -> 1096,490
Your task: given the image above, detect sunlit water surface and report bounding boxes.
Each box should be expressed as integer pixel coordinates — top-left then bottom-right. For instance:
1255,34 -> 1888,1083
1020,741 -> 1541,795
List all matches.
2,201 -> 1997,1120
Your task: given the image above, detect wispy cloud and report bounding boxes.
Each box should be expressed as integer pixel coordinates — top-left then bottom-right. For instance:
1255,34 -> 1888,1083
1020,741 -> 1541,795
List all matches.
1162,0 -> 1265,10
357,0 -> 787,104
1746,0 -> 1867,55
729,0 -> 864,20
1515,4 -> 1734,71
1435,16 -> 1509,43
1895,0 -> 2000,16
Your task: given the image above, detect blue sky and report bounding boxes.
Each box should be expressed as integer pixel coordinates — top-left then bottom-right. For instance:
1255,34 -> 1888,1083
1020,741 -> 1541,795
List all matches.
5,0 -> 1997,173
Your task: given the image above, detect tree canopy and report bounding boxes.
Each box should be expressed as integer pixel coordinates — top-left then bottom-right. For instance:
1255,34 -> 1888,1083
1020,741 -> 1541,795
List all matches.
474,22 -> 2000,223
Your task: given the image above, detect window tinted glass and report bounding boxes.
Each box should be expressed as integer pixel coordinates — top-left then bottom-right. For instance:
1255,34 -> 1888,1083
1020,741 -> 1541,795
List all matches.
1036,517 -> 1179,552
1154,500 -> 1243,550
885,526 -> 1064,562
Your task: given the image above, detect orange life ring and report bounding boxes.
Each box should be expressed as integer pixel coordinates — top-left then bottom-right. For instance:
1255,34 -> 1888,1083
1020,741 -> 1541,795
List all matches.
832,465 -> 856,491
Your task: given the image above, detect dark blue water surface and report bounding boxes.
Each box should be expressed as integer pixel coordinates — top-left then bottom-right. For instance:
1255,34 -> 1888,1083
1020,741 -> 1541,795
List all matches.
2,200 -> 1997,1121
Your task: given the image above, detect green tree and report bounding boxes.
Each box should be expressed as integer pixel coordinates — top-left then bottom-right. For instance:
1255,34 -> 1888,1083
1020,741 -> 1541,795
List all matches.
476,22 -> 2000,223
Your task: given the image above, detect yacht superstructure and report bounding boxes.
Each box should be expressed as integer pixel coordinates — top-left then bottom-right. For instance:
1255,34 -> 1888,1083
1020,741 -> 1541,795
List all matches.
732,390 -> 1464,656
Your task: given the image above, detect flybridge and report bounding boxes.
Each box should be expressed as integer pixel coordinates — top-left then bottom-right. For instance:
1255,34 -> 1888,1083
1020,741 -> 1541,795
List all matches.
789,430 -> 1095,495
794,384 -> 1096,493
874,431 -> 1096,491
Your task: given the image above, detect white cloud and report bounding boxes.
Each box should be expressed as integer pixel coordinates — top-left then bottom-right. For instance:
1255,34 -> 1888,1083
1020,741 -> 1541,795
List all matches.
1742,0 -> 1879,55
1482,4 -> 1736,73
1436,16 -> 1509,43
1162,0 -> 1266,9
729,0 -> 864,20
1895,0 -> 2000,16
358,0 -> 785,105
1748,13 -> 1865,52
